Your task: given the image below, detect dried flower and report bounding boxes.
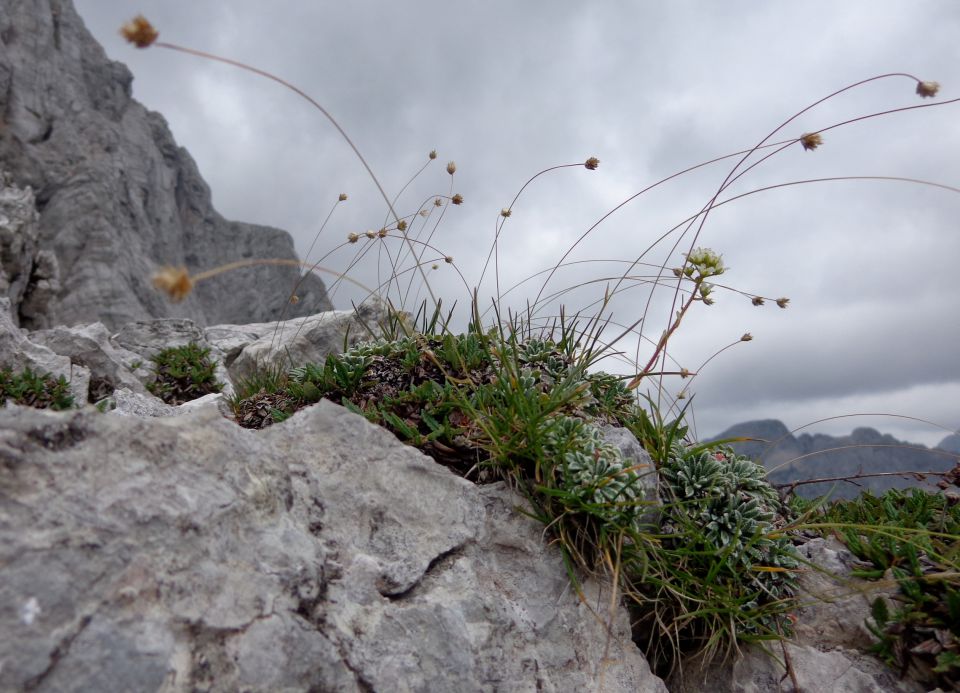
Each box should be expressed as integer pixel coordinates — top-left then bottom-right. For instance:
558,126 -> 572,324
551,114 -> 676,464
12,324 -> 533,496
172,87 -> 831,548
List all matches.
289,295 -> 300,305
434,198 -> 443,207
378,228 -> 389,238
365,230 -> 376,239
396,220 -> 407,232
500,208 -> 512,218
347,232 -> 359,243
677,390 -> 687,400
338,193 -> 348,201
120,15 -> 158,48
680,368 -> 690,379
741,333 -> 753,342
702,296 -> 715,306
429,150 -> 438,160
152,266 -> 193,302
584,157 -> 600,170
419,210 -> 430,217
916,81 -> 940,98
431,264 -> 439,270
775,297 -> 790,309
751,296 -> 765,306
800,132 -> 823,151
444,256 -> 454,264
672,267 -> 683,278
446,161 -> 456,175
451,193 -> 464,205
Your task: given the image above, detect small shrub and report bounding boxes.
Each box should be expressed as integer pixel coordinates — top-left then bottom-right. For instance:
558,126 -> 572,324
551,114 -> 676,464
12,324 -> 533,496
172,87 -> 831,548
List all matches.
0,366 -> 75,410
146,343 -> 223,405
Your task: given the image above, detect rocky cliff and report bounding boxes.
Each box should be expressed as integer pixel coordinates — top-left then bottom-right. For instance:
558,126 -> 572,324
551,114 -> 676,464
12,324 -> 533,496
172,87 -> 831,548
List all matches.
0,0 -> 332,330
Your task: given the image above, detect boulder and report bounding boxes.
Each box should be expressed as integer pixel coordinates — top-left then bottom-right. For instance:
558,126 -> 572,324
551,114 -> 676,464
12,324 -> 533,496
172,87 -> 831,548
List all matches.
0,399 -> 668,692
0,0 -> 333,330
223,299 -> 395,382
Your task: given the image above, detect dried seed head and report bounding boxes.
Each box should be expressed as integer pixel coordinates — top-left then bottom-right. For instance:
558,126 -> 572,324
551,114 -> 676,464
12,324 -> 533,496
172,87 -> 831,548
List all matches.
741,332 -> 753,342
775,297 -> 790,309
584,157 -> 600,170
451,193 -> 464,205
702,296 -> 715,306
434,198 -> 443,207
396,220 -> 407,232
444,256 -> 454,264
432,264 -> 439,270
500,208 -> 512,218
671,267 -> 683,278
680,367 -> 690,379
677,390 -> 687,400
429,150 -> 438,160
800,132 -> 823,151
916,81 -> 940,98
365,230 -> 376,239
347,232 -> 359,243
419,209 -> 430,217
446,161 -> 456,175
120,15 -> 158,48
152,266 -> 193,302
378,228 -> 388,238
751,296 -> 765,306
338,193 -> 348,201
289,295 -> 300,305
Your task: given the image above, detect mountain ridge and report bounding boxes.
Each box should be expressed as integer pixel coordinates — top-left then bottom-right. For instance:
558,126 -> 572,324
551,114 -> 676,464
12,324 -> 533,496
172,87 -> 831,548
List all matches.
710,419 -> 960,499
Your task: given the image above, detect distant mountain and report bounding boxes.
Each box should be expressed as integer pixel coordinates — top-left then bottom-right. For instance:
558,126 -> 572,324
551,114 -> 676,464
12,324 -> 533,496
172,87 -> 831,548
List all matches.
938,433 -> 960,454
710,420 -> 960,500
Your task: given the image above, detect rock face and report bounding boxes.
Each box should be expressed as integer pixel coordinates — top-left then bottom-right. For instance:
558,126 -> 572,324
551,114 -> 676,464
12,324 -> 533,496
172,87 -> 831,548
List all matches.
0,0 -> 332,330
0,172 -> 60,324
0,399 -> 668,692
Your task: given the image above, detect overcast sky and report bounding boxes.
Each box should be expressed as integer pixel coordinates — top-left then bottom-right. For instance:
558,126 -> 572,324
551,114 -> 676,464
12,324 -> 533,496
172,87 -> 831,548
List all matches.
75,2 -> 959,449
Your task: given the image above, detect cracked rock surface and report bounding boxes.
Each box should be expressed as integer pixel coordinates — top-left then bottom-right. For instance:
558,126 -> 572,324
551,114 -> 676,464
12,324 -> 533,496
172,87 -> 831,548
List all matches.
0,399 -> 667,692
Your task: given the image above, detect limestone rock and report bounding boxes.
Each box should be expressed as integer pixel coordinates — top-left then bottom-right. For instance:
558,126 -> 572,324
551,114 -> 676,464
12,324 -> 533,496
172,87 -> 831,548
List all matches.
0,172 -> 61,324
0,399 -> 668,692
30,320 -> 151,401
224,299 -> 394,381
0,297 -> 88,404
0,0 -> 332,330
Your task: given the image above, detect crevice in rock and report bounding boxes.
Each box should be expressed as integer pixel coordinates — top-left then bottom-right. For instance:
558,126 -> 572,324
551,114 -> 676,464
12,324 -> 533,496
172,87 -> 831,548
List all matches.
26,418 -> 88,451
50,2 -> 62,51
22,613 -> 92,690
381,542 -> 468,601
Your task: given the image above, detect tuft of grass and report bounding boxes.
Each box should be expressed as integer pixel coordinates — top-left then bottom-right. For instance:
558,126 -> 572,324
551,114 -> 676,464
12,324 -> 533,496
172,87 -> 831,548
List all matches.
146,343 -> 223,406
0,365 -> 75,410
